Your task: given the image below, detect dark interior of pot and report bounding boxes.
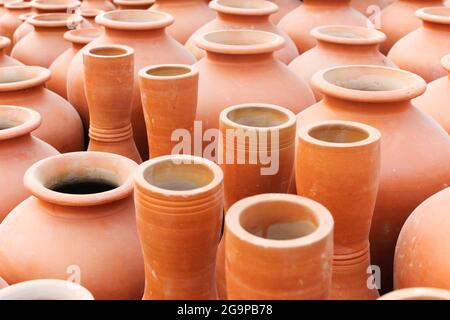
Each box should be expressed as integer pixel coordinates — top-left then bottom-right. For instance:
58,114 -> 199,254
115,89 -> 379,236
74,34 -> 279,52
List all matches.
50,179 -> 119,195
227,106 -> 289,128
104,10 -> 165,23
89,46 -> 129,57
239,201 -> 319,240
204,30 -> 277,46
146,66 -> 192,77
308,123 -> 369,143
143,160 -> 215,191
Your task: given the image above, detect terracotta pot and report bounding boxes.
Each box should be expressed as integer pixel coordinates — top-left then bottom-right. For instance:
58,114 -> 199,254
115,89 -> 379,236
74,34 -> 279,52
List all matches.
79,8 -> 103,27
0,66 -> 84,152
268,0 -> 299,24
351,0 -> 394,15
0,279 -> 94,300
0,151 -> 145,300
185,0 -> 298,64
0,35 -> 22,66
289,25 -> 396,100
224,193 -> 334,299
278,0 -> 370,53
114,0 -> 154,9
80,0 -> 115,11
12,12 -> 34,45
194,29 -> 315,156
0,2 -> 32,53
379,0 -> 444,54
150,0 -> 215,44
31,0 -> 81,13
296,120 -> 381,300
379,288 -> 450,300
388,7 -> 450,83
394,187 -> 450,291
139,64 -> 198,158
134,154 -> 223,300
83,45 -> 142,163
414,55 -> 450,134
0,276 -> 7,289
66,10 -> 196,160
0,105 -> 58,222
297,65 -> 450,292
47,27 -> 103,99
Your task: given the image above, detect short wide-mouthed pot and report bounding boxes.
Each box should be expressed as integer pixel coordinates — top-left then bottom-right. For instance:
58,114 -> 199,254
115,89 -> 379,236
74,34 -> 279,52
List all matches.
379,288 -> 450,300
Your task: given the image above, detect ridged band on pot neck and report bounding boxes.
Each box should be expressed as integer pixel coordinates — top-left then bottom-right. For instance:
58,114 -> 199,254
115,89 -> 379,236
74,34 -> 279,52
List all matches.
0,36 -> 11,51
0,105 -> 41,141
0,279 -> 94,300
64,27 -> 104,45
113,0 -> 155,8
24,151 -> 138,207
311,65 -> 426,103
139,63 -> 199,82
30,0 -> 81,12
311,25 -> 386,46
226,193 -> 334,249
26,13 -> 83,28
210,0 -> 278,17
195,29 -> 285,55
0,66 -> 51,92
416,7 -> 450,26
5,2 -> 32,10
95,9 -> 174,30
379,288 -> 450,300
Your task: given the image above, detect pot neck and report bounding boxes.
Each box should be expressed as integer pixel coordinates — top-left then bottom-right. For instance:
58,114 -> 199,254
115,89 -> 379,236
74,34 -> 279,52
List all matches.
104,26 -> 166,38
303,0 -> 350,6
316,40 -> 380,54
217,11 -> 271,24
205,51 -> 276,64
422,20 -> 450,32
322,95 -> 413,112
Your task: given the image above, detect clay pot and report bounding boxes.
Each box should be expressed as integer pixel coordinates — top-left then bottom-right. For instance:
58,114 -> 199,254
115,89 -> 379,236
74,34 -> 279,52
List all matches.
114,0 -> 154,9
289,25 -> 396,100
0,151 -> 145,300
139,64 -> 198,158
379,0 -> 444,54
47,27 -> 103,99
66,10 -> 196,159
79,8 -> 103,27
12,12 -> 34,45
0,105 -> 58,222
224,193 -> 334,299
268,0 -> 299,24
278,0 -> 370,53
31,0 -> 81,13
351,0 -> 394,15
83,45 -> 142,163
0,276 -> 7,289
150,0 -> 215,44
0,35 -> 22,66
297,65 -> 450,292
379,288 -> 450,300
296,120 -> 381,300
0,2 -> 32,53
194,29 -> 315,153
388,7 -> 450,83
80,0 -> 115,11
414,55 -> 450,134
0,66 -> 84,152
394,187 -> 450,291
185,0 -> 298,64
0,279 -> 94,300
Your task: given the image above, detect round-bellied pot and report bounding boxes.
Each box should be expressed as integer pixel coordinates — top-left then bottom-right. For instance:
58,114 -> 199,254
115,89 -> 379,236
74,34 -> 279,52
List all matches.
0,2 -> 32,53
268,0 -> 299,24
47,27 -> 103,99
351,0 -> 394,15
289,25 -> 396,100
414,55 -> 450,134
224,193 -> 334,299
388,7 -> 450,83
80,0 -> 115,11
0,66 -> 84,153
83,44 -> 142,163
185,0 -> 299,64
296,120 -> 381,300
0,151 -> 145,300
150,0 -> 215,44
0,35 -> 22,66
114,0 -> 154,9
0,105 -> 58,222
12,12 -> 34,45
394,187 -> 450,291
66,9 -> 195,160
278,0 -> 370,53
0,279 -> 94,300
379,288 -> 450,300
139,64 -> 198,158
134,154 -> 223,300
297,65 -> 450,292
194,29 -> 315,155
379,0 -> 444,54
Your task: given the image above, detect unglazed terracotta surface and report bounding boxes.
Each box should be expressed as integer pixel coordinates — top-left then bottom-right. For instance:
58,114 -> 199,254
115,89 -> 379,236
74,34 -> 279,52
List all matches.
0,2 -> 32,54
268,0 -> 299,23
350,0 -> 394,15
81,0 -> 115,11
0,35 -> 22,66
114,0 -> 154,9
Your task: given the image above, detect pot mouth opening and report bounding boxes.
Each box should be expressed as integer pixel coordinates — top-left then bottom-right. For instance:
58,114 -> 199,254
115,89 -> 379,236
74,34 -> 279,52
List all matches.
0,105 -> 41,141
416,7 -> 450,25
312,25 -> 386,45
0,36 -> 11,50
86,44 -> 134,58
31,0 -> 81,11
5,2 -> 32,9
114,0 -> 155,6
0,66 -> 51,92
27,13 -> 83,28
139,64 -> 198,80
211,0 -> 278,16
64,27 -> 103,44
96,9 -> 173,30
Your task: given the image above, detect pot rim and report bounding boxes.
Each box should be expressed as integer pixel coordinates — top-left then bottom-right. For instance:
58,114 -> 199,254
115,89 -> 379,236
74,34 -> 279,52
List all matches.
379,288 -> 450,300
24,151 -> 138,207
210,0 -> 278,16
5,2 -> 32,9
83,43 -> 135,59
63,26 -> 103,44
311,25 -> 386,46
416,7 -> 450,25
19,12 -> 35,22
0,36 -> 11,50
0,105 -> 41,141
0,66 -> 51,92
311,65 -> 426,103
195,29 -> 285,55
27,12 -> 83,28
79,8 -> 104,18
95,9 -> 174,30
139,64 -> 199,81
30,0 -> 81,11
441,53 -> 450,72
113,0 -> 155,7
298,120 -> 381,149
226,193 -> 334,249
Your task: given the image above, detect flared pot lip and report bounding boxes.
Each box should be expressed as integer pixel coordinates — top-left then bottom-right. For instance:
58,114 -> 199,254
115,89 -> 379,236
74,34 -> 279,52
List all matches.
416,7 -> 450,25
134,154 -> 224,198
79,8 -> 104,18
0,279 -> 94,300
0,105 -> 41,141
5,2 -> 32,9
195,29 -> 285,55
311,25 -> 386,46
139,64 -> 199,81
83,43 -> 135,60
0,36 -> 11,50
0,66 -> 51,92
24,151 -> 138,207
27,12 -> 83,28
64,26 -> 104,44
113,0 -> 155,7
379,288 -> 450,300
441,53 -> 450,72
95,9 -> 174,30
226,193 -> 334,249
30,0 -> 81,12
298,120 -> 381,149
210,0 -> 278,16
19,12 -> 36,22
311,65 -> 427,103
